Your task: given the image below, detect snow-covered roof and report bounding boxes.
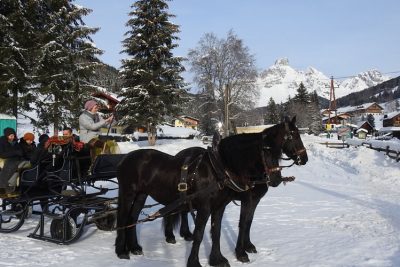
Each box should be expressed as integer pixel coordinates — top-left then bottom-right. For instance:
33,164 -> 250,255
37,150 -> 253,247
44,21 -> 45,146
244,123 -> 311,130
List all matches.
379,126 -> 400,132
356,128 -> 368,133
0,113 -> 16,120
357,121 -> 372,128
383,111 -> 400,120
337,102 -> 383,114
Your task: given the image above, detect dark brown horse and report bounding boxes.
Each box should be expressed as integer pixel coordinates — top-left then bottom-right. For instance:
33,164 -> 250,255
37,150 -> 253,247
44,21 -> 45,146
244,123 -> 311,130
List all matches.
115,116 -> 306,267
163,116 -> 308,263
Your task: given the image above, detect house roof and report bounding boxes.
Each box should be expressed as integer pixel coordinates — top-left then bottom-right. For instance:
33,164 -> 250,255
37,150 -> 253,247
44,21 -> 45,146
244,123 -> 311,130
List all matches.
357,121 -> 373,129
336,102 -> 384,114
0,113 -> 16,120
383,111 -> 400,120
180,115 -> 200,122
378,126 -> 400,132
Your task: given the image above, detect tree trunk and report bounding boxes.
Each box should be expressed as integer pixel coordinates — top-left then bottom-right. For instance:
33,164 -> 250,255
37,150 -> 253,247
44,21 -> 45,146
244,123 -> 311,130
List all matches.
147,123 -> 157,146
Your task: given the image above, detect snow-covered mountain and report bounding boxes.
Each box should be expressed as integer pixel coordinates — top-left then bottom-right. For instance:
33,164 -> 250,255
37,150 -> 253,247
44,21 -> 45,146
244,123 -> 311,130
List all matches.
256,58 -> 391,107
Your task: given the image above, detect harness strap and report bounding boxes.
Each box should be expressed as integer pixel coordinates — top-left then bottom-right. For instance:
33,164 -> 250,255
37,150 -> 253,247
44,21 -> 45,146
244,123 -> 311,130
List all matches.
207,147 -> 249,192
178,154 -> 202,221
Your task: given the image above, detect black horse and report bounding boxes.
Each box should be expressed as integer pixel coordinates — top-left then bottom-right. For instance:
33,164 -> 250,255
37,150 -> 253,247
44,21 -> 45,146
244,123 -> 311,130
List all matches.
163,116 -> 308,263
115,116 -> 306,267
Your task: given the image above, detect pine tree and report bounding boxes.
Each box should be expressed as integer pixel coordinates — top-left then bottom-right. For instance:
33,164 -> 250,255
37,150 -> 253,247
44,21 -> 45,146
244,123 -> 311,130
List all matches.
265,97 -> 280,124
0,0 -> 38,118
33,0 -> 102,133
308,91 -> 323,134
117,0 -> 186,145
294,82 -> 309,103
367,114 -> 375,128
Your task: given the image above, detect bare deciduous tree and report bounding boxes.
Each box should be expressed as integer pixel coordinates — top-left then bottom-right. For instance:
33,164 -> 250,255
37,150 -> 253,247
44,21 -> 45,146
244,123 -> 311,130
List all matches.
188,30 -> 258,136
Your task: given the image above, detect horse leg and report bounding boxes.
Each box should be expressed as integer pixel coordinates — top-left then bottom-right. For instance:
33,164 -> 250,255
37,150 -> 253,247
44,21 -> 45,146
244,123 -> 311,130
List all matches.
115,191 -> 136,259
209,204 -> 230,267
187,206 -> 210,267
164,214 -> 177,244
242,204 -> 258,253
180,211 -> 193,241
127,193 -> 148,255
235,195 -> 261,262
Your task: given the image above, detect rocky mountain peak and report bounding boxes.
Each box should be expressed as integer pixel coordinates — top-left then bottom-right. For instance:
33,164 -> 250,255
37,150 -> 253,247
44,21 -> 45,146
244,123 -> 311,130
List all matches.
256,59 -> 391,107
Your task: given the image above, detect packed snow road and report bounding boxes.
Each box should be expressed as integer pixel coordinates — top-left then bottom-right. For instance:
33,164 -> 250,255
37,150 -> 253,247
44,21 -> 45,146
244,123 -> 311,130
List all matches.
0,136 -> 399,267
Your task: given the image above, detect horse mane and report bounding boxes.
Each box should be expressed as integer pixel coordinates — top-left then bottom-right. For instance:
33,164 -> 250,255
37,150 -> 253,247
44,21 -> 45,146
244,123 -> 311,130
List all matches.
261,123 -> 285,157
217,122 -> 287,180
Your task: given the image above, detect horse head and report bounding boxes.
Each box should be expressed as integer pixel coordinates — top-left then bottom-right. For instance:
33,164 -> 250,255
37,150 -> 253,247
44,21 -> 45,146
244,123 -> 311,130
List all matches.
281,116 -> 308,165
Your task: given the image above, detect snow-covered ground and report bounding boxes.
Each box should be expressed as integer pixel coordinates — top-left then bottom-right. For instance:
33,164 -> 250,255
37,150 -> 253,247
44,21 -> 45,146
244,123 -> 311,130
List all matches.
1,134 -> 400,267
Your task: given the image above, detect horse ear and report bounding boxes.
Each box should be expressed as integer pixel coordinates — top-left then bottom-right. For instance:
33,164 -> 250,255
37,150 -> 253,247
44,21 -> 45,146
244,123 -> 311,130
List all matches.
283,116 -> 290,123
212,132 -> 221,151
291,116 -> 296,124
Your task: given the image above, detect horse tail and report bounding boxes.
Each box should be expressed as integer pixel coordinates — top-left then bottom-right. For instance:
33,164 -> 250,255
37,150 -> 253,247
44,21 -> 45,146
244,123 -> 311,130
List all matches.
162,212 -> 181,232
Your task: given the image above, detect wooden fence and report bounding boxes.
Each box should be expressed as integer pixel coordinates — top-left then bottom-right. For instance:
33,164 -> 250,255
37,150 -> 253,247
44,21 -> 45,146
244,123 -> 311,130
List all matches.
319,142 -> 349,149
320,141 -> 400,161
360,142 -> 400,162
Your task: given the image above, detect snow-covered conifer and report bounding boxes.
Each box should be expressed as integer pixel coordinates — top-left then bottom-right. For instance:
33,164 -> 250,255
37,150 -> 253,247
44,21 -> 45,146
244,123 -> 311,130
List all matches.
117,0 -> 186,145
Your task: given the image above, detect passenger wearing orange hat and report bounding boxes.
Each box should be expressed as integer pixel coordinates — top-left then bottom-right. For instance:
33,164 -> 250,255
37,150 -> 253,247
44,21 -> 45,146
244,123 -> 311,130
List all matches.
19,132 -> 37,161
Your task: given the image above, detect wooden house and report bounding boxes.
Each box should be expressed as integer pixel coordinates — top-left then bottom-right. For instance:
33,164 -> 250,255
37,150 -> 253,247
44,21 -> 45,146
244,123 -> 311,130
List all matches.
383,112 -> 400,127
356,128 -> 368,139
174,116 -> 199,130
380,111 -> 400,138
349,102 -> 384,116
357,121 -> 374,135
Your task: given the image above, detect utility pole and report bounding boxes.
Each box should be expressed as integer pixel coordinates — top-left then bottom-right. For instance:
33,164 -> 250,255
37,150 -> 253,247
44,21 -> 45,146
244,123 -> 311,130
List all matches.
224,84 -> 229,137
327,76 -> 338,127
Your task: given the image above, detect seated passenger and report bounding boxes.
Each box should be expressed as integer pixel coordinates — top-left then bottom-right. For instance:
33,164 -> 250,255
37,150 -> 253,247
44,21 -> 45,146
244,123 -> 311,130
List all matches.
62,126 -> 80,142
6,132 -> 38,189
0,127 -> 23,197
19,132 -> 37,161
30,134 -> 51,167
79,100 -> 119,163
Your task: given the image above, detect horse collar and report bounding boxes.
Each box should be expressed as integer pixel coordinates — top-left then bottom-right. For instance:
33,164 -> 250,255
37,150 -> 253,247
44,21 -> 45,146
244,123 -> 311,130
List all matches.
206,147 -> 250,192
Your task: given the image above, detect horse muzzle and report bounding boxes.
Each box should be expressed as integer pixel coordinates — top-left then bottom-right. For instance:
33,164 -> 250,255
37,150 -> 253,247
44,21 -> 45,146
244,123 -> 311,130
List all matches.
294,148 -> 308,165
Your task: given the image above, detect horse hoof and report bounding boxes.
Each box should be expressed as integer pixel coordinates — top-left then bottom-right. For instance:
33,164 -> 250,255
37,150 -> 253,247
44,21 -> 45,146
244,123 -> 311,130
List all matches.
209,256 -> 230,267
213,261 -> 230,267
183,235 -> 194,241
236,254 -> 250,263
131,248 -> 143,255
166,237 -> 176,244
245,245 -> 257,254
117,253 -> 130,260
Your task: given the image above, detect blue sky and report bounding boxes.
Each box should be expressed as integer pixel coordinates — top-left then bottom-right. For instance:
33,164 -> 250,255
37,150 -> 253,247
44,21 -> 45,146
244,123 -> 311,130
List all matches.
75,0 -> 400,79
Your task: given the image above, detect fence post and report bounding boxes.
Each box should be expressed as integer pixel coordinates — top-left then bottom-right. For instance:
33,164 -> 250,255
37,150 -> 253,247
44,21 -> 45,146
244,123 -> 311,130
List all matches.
386,146 -> 390,155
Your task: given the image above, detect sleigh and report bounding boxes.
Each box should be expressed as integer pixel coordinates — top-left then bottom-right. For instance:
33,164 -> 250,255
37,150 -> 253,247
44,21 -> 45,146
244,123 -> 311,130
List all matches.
0,136 -> 125,244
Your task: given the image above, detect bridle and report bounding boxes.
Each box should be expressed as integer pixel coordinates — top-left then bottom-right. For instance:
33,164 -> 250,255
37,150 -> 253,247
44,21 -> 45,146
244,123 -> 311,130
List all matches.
281,122 -> 307,165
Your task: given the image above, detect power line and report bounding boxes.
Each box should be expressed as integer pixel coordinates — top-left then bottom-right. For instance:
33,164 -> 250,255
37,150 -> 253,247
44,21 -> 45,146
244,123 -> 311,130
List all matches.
333,70 -> 400,80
